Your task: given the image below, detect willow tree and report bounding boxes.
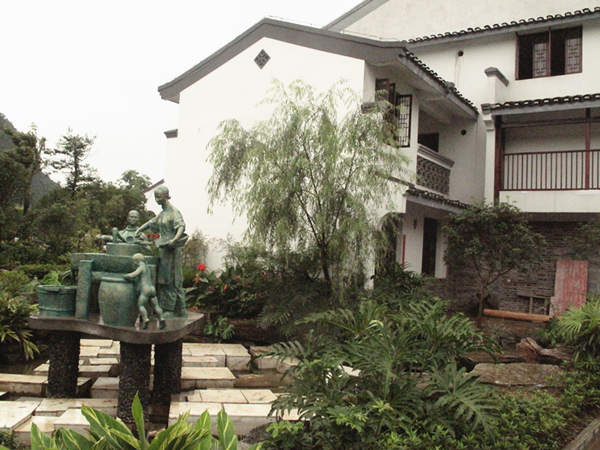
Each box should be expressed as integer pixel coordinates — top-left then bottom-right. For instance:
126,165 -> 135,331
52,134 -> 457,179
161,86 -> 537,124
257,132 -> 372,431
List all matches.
208,81 -> 407,297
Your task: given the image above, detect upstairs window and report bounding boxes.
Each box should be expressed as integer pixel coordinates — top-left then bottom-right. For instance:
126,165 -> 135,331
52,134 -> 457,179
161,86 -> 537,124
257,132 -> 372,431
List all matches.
517,27 -> 582,79
375,78 -> 412,147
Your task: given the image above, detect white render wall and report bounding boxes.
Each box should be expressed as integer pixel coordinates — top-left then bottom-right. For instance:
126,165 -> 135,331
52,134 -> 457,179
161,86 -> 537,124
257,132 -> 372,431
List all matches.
165,38 -> 365,269
342,0 -> 597,41
401,202 -> 448,278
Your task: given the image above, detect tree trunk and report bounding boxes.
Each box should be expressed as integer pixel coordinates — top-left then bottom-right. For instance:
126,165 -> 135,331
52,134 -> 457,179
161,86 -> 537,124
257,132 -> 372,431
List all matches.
476,286 -> 486,327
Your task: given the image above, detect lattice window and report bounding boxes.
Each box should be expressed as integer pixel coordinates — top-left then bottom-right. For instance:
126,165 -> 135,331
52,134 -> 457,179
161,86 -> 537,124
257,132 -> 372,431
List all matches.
533,41 -> 548,78
395,95 -> 412,147
565,33 -> 582,73
254,50 -> 270,69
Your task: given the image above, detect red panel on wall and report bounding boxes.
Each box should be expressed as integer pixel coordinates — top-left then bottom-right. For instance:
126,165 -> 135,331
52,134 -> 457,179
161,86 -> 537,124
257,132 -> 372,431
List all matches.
551,259 -> 588,316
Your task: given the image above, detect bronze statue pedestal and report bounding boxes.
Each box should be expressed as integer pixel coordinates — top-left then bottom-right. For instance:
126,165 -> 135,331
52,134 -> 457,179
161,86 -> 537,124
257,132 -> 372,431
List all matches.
28,312 -> 204,424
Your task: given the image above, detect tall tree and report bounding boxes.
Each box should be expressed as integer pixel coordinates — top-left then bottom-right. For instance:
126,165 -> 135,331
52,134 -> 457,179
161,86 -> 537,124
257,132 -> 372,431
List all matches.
5,127 -> 46,214
444,202 -> 544,324
46,130 -> 95,198
208,80 -> 407,297
118,169 -> 152,192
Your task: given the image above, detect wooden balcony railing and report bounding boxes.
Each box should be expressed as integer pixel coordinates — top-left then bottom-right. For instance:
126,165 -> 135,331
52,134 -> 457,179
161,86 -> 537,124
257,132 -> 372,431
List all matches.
503,149 -> 600,191
416,145 -> 453,195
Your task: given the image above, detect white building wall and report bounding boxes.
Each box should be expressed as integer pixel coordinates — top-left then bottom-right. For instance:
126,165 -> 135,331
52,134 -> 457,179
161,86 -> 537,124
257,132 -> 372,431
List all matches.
342,0 -> 596,41
401,202 -> 448,278
165,38 -> 365,268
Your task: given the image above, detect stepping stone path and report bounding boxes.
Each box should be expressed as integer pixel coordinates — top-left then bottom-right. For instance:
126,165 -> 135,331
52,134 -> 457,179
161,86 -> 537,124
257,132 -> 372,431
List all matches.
0,340 -> 301,442
170,388 -> 297,436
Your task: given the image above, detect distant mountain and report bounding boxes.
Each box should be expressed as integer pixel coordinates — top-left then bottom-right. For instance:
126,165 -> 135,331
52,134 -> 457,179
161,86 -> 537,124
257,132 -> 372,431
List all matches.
0,113 -> 16,150
0,112 -> 59,203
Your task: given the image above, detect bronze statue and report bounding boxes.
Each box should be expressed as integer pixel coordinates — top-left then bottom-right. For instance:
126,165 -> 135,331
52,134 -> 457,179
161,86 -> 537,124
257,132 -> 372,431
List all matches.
136,186 -> 188,316
97,210 -> 149,246
124,253 -> 166,329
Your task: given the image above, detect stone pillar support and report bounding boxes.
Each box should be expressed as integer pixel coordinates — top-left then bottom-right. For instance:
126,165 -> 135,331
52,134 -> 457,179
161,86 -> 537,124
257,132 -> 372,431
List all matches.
47,331 -> 80,398
152,339 -> 182,406
118,342 -> 151,424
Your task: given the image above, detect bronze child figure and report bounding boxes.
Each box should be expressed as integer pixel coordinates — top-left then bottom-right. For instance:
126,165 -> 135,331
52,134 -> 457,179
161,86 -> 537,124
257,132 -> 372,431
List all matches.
124,253 -> 166,329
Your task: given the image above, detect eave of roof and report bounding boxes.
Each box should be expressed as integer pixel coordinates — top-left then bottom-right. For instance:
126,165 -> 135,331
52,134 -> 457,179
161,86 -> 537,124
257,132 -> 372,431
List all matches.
324,0 -> 389,32
157,18 -> 477,118
404,7 -> 600,48
406,186 -> 469,212
482,93 -> 600,115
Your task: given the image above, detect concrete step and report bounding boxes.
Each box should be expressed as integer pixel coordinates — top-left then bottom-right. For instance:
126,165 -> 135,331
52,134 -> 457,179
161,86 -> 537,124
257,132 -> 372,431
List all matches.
183,356 -> 221,367
35,398 -> 117,416
80,339 -> 113,347
53,408 -> 89,433
181,367 -> 236,389
14,416 -> 58,446
90,377 -> 119,399
0,400 -> 40,431
34,364 -> 117,378
182,343 -> 251,370
187,389 -> 277,404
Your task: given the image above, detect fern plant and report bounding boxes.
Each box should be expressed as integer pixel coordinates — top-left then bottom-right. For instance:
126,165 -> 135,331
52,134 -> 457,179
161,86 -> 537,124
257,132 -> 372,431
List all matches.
557,296 -> 600,360
265,295 -> 500,448
0,291 -> 39,360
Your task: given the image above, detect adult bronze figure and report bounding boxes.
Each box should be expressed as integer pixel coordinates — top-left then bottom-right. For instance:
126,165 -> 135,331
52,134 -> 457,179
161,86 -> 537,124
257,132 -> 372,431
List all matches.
136,186 -> 188,316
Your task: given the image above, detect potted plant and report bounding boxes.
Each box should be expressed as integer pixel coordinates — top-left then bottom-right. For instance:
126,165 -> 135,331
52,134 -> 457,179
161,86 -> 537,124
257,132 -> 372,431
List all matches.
36,271 -> 77,317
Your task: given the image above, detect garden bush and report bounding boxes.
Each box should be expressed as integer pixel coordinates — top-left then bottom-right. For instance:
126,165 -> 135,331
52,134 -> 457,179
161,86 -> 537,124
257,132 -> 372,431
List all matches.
0,291 -> 38,360
259,294 -> 499,449
557,296 -> 600,360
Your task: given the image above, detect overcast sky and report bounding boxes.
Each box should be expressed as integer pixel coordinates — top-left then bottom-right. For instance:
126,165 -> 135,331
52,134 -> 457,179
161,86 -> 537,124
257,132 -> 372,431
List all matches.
1,0 -> 359,184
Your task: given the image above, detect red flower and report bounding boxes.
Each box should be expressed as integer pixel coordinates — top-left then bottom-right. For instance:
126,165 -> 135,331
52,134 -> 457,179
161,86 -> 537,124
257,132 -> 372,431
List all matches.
149,233 -> 160,239
223,284 -> 228,292
193,276 -> 200,283
197,263 -> 206,272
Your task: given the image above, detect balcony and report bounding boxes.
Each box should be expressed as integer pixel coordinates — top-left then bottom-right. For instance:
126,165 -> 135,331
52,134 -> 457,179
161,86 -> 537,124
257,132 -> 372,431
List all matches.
416,144 -> 454,195
499,149 -> 600,213
503,149 -> 600,191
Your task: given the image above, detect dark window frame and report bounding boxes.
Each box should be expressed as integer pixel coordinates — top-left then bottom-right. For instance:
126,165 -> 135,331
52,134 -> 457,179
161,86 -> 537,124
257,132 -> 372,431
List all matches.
516,26 -> 582,80
375,78 -> 412,148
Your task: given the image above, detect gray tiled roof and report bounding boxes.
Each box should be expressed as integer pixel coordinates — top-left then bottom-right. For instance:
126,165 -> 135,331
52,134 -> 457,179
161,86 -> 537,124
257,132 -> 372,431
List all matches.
482,93 -> 600,114
407,7 -> 600,44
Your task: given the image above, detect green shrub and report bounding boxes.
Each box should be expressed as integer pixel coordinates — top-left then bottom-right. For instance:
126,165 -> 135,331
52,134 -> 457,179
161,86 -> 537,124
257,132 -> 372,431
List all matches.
0,291 -> 39,359
27,393 -> 262,450
0,270 -> 31,297
204,315 -> 235,342
557,296 -> 600,360
8,264 -> 69,281
262,295 -> 499,448
0,430 -> 18,450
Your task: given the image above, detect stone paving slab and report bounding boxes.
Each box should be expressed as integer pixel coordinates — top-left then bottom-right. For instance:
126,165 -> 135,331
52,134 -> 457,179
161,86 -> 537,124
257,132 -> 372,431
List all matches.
14,416 -> 59,445
0,401 -> 40,431
79,365 -> 116,378
54,408 -> 89,433
168,402 -> 222,431
183,356 -> 221,367
0,374 -> 47,396
81,339 -> 113,347
227,355 -> 251,371
88,357 -> 118,366
241,389 -> 277,404
0,391 -> 6,399
188,389 -> 247,404
223,403 -> 275,435
79,346 -> 101,358
181,367 -> 235,389
220,344 -> 250,357
472,363 -> 563,387
35,398 -> 117,416
90,377 -> 119,398
249,346 -> 278,370
41,377 -> 93,397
